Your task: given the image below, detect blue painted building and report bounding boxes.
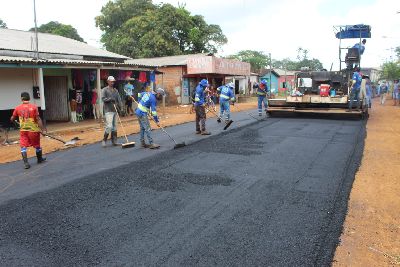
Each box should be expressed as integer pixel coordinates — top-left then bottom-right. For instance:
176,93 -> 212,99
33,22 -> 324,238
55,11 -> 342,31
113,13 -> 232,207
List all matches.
259,69 -> 279,94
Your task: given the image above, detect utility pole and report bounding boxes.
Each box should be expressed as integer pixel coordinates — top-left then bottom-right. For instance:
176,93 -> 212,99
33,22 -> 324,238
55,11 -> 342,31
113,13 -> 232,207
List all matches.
33,0 -> 39,60
269,53 -> 272,94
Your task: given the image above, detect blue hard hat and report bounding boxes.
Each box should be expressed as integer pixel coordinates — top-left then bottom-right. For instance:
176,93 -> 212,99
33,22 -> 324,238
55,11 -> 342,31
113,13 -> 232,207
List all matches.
200,79 -> 209,87
261,79 -> 267,85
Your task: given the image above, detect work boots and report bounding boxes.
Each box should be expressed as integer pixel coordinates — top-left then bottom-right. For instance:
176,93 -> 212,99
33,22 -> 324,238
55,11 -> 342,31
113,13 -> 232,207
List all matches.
102,132 -> 109,147
111,131 -> 120,146
201,131 -> 211,135
36,150 -> 46,164
21,152 -> 30,169
141,140 -> 150,148
149,143 -> 160,149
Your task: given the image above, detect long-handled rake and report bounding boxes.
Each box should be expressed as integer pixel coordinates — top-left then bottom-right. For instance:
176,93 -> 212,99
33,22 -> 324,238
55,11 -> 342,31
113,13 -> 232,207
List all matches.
43,133 -> 78,146
14,120 -> 78,146
191,98 -> 233,130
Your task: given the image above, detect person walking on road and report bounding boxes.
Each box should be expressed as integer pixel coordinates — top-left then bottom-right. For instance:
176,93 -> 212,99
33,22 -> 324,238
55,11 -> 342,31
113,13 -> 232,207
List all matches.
348,67 -> 362,112
393,79 -> 399,106
102,76 -> 123,147
10,92 -> 47,169
379,82 -> 389,105
217,82 -> 235,123
124,80 -> 134,116
135,88 -> 165,149
194,79 -> 211,135
257,79 -> 269,116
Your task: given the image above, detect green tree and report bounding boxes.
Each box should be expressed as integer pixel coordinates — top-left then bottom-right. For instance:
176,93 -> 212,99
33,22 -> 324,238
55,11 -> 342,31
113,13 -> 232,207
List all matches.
273,48 -> 324,71
228,50 -> 269,73
0,19 -> 7,28
30,21 -> 85,42
95,0 -> 227,58
380,62 -> 400,81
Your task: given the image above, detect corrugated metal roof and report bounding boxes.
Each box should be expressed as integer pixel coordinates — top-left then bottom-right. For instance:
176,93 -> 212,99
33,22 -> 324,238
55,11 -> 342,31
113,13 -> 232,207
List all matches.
0,28 -> 127,59
125,53 -> 208,67
0,56 -> 152,69
274,69 -> 297,76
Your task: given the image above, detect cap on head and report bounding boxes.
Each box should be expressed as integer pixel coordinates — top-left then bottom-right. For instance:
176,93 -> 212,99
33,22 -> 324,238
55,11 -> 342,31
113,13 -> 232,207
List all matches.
261,79 -> 267,85
227,82 -> 234,88
21,92 -> 30,101
107,76 -> 116,82
200,79 -> 209,87
362,39 -> 367,44
156,88 -> 166,96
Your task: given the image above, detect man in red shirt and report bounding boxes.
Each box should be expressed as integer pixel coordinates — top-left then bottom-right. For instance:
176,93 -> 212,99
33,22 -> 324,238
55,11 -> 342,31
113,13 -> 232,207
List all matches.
10,92 -> 46,169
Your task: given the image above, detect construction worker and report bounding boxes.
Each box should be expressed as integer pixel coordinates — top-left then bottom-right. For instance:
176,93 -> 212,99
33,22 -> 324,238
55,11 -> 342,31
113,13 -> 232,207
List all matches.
348,67 -> 362,111
217,82 -> 235,123
257,79 -> 269,116
10,92 -> 46,169
135,88 -> 165,149
194,79 -> 211,135
101,76 -> 123,147
124,80 -> 134,116
353,39 -> 367,56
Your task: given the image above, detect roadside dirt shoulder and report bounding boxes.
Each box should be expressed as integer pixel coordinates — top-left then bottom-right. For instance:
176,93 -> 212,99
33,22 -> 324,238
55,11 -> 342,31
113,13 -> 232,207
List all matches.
334,100 -> 400,266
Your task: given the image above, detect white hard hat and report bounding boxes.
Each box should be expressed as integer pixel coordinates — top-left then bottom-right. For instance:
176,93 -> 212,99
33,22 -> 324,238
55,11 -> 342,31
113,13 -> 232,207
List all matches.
107,76 -> 116,81
156,88 -> 166,96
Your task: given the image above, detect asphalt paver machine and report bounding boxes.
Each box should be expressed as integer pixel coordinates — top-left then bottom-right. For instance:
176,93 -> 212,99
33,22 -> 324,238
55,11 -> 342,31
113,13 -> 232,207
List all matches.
268,24 -> 371,118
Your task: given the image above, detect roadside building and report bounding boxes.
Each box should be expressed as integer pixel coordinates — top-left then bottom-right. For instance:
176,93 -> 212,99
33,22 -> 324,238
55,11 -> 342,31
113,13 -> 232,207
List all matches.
0,28 -> 155,122
275,69 -> 297,95
127,54 -> 251,105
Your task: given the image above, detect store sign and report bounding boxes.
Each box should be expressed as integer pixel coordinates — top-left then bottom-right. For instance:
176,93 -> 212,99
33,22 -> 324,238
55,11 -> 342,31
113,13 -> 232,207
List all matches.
187,56 -> 250,76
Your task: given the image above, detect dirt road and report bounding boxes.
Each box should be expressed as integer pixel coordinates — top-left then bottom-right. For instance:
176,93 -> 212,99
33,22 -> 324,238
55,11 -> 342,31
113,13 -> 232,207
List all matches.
334,100 -> 400,266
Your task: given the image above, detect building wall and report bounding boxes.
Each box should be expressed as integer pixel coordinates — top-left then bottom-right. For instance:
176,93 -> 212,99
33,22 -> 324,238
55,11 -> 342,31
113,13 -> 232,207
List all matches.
43,68 -> 72,89
260,74 -> 279,94
278,75 -> 295,91
156,66 -> 185,105
0,68 -> 40,110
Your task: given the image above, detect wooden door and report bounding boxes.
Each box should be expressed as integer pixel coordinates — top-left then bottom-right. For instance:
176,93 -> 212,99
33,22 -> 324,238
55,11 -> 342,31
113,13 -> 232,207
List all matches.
44,76 -> 69,121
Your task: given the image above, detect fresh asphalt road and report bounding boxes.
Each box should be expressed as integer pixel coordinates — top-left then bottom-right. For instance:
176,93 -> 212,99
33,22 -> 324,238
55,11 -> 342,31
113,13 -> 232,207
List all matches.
0,110 -> 365,266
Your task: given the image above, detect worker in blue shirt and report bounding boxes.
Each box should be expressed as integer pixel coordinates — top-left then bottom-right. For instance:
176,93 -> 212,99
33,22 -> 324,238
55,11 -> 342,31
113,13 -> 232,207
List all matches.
348,66 -> 362,111
352,39 -> 366,56
217,83 -> 235,123
257,79 -> 269,116
194,79 -> 211,135
135,88 -> 165,148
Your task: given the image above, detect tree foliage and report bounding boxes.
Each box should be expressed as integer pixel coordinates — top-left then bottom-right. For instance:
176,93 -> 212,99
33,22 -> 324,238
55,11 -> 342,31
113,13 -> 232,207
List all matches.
228,50 -> 269,73
380,46 -> 400,81
0,19 -> 7,28
273,47 -> 324,71
30,21 -> 85,42
95,0 -> 227,58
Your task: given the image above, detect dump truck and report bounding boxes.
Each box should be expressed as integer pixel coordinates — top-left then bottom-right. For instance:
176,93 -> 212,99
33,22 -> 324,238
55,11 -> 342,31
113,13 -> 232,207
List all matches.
267,24 -> 371,119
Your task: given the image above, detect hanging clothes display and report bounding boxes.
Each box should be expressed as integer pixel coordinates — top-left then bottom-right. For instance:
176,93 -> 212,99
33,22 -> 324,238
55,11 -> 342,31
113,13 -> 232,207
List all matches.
150,71 -> 156,83
138,71 -> 147,83
100,69 -> 109,80
118,70 -> 127,81
72,70 -> 84,89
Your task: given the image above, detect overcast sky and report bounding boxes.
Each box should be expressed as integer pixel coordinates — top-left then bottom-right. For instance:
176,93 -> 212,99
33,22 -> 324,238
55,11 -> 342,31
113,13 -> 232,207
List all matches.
1,0 -> 399,70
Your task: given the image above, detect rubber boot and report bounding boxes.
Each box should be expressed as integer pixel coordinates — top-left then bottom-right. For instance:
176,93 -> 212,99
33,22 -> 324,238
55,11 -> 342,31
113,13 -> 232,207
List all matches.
141,140 -> 150,148
149,143 -> 160,149
111,131 -> 120,146
36,150 -> 46,164
102,132 -> 109,147
21,152 -> 30,169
